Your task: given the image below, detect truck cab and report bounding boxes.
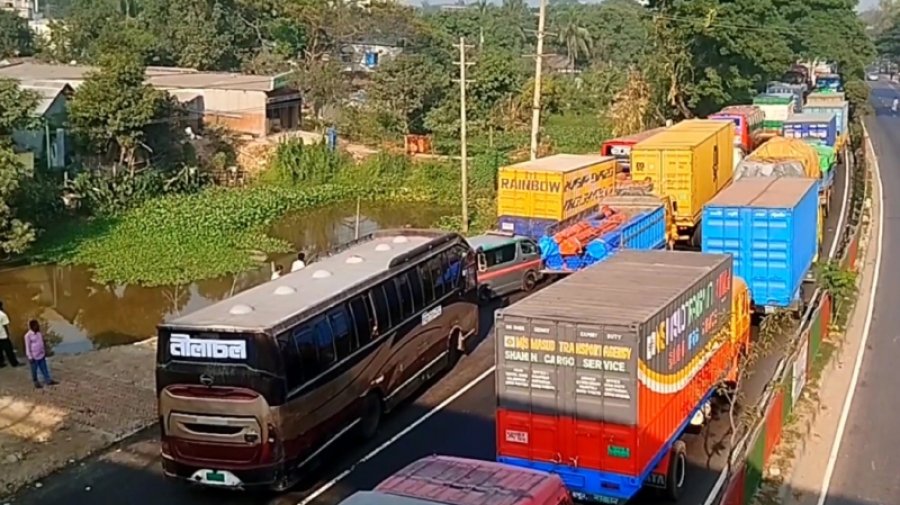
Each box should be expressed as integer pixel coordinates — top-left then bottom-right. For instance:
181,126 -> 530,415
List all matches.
468,232 -> 543,300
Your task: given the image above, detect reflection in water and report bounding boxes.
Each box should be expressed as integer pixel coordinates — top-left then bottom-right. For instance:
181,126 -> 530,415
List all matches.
0,202 -> 451,355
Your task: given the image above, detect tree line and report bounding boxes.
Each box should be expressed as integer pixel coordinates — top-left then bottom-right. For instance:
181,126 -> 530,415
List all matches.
0,0 -> 876,259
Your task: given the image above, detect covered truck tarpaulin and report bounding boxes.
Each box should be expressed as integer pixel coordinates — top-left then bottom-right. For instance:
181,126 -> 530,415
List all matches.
736,137 -> 820,180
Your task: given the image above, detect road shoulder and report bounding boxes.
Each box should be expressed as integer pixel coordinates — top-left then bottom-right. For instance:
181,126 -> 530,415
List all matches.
776,137 -> 881,505
0,339 -> 156,497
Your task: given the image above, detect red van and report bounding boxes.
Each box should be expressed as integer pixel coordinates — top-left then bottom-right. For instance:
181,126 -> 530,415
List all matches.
338,455 -> 573,505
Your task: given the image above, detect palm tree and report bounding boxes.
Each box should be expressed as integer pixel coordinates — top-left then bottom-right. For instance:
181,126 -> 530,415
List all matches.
501,0 -> 530,44
557,16 -> 593,71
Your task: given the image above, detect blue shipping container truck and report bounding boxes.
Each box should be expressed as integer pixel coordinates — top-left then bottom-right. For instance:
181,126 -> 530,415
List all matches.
539,201 -> 668,272
766,81 -> 806,112
804,103 -> 848,136
782,113 -> 837,147
702,177 -> 818,312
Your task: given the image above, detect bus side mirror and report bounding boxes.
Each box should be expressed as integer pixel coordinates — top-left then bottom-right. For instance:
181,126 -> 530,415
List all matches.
477,253 -> 487,272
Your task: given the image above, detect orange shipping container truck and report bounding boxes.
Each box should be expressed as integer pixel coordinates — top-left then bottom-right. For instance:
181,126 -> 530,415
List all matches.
496,250 -> 751,504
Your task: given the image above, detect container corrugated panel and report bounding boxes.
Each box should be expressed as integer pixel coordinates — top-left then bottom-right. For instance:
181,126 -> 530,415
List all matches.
803,103 -> 849,135
496,250 -> 734,478
765,82 -> 806,112
497,154 -> 618,221
630,120 -> 734,228
746,137 -> 820,179
702,177 -> 819,309
805,92 -> 846,107
782,113 -> 837,147
757,104 -> 794,123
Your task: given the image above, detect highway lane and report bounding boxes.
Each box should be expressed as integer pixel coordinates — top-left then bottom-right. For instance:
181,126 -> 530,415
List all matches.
14,156 -> 848,505
820,80 -> 900,505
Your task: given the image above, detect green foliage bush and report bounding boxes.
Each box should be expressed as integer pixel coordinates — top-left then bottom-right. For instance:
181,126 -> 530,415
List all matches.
35,148 -> 504,286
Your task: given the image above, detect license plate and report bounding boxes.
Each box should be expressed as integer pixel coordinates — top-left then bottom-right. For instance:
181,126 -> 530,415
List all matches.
206,471 -> 225,483
190,469 -> 242,488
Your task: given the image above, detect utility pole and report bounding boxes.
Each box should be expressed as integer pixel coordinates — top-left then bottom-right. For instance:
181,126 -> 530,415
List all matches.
455,37 -> 474,233
529,0 -> 548,161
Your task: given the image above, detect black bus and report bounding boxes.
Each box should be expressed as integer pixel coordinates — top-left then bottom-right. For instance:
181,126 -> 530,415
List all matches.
156,229 -> 479,491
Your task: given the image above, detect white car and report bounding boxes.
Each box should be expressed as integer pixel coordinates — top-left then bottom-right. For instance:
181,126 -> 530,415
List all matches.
867,73 -> 879,81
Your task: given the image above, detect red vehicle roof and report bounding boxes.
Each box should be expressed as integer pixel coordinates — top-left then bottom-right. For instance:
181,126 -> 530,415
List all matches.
717,105 -> 761,116
602,126 -> 667,146
375,455 -> 568,505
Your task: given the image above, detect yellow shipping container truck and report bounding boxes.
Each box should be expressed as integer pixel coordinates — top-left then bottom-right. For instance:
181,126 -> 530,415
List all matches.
496,154 -> 618,221
630,119 -> 735,243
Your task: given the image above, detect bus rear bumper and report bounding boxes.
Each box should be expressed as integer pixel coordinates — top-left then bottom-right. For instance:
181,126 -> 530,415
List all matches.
162,457 -> 286,489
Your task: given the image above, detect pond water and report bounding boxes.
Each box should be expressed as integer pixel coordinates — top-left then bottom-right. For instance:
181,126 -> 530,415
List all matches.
0,202 -> 452,355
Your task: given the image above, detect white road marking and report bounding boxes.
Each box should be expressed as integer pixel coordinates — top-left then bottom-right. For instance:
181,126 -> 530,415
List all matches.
816,121 -> 884,505
828,143 -> 850,260
296,366 -> 496,505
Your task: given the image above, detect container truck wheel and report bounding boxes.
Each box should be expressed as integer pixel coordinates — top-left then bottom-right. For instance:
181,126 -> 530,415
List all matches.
664,441 -> 687,501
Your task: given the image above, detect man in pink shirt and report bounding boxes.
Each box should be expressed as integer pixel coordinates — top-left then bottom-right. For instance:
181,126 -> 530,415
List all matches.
24,320 -> 57,389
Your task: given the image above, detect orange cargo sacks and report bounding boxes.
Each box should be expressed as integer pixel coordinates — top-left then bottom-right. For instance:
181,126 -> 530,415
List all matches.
553,206 -> 626,255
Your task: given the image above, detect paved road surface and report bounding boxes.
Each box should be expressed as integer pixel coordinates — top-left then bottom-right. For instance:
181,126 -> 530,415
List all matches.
14,160 -> 849,505
820,80 -> 900,505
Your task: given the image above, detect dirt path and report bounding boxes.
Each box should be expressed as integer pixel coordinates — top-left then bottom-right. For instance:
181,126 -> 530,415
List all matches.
0,339 -> 156,497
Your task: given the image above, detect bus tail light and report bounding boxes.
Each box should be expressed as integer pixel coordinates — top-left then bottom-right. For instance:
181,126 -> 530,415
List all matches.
260,424 -> 282,462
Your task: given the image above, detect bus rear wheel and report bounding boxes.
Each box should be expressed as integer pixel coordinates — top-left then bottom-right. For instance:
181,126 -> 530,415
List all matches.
447,329 -> 463,368
358,393 -> 382,440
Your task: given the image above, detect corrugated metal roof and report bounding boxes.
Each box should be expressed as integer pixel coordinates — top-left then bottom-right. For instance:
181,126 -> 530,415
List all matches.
0,61 -> 292,92
498,250 -> 729,326
18,81 -> 70,116
707,176 -> 817,208
503,154 -> 614,173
